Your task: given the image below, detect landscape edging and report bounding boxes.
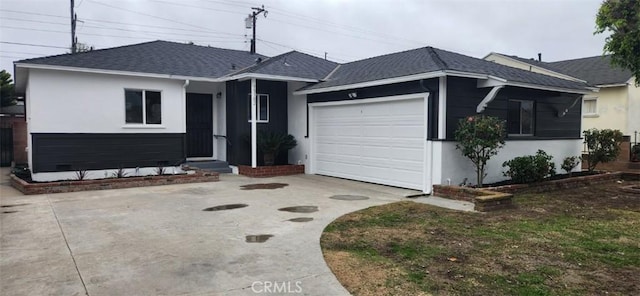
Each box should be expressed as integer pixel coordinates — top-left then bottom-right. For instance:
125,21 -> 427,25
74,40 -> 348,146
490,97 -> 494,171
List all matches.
10,170 -> 219,195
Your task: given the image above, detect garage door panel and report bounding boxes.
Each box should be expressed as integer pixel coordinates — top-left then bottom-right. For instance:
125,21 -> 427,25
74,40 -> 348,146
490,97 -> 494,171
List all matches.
312,97 -> 426,190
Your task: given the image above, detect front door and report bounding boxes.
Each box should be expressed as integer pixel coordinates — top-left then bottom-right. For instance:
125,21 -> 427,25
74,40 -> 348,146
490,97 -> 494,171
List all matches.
186,93 -> 213,158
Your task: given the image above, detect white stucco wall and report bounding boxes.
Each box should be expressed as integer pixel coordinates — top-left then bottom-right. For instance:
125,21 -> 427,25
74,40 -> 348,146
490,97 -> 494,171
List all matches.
434,139 -> 583,186
287,81 -> 309,172
582,86 -> 629,135
28,68 -> 186,134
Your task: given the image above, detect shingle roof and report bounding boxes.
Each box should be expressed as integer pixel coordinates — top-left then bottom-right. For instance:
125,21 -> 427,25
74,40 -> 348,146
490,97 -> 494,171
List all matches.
548,55 -> 633,86
304,47 -> 592,91
499,54 -> 570,74
233,51 -> 338,80
16,40 -> 266,78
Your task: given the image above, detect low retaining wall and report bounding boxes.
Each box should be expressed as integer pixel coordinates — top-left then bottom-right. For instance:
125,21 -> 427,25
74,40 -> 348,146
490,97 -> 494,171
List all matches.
432,185 -> 513,212
11,170 -> 219,195
238,164 -> 304,177
487,172 -> 624,194
433,171 -> 637,212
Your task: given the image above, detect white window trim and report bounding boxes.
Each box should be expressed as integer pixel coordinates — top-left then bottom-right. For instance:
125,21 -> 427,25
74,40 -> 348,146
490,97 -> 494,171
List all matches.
124,89 -> 163,126
508,99 -> 535,137
247,93 -> 269,123
583,97 -> 599,118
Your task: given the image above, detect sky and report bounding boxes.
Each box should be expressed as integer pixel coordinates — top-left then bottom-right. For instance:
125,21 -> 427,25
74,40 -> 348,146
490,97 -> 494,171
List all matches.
0,0 -> 608,77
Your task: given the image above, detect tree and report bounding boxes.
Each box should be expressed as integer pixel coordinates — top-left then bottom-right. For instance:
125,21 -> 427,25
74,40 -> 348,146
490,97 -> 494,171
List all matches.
595,0 -> 640,86
583,128 -> 624,172
454,115 -> 506,187
0,70 -> 16,107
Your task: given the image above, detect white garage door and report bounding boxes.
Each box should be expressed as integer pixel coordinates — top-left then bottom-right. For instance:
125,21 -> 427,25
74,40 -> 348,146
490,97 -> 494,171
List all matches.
311,96 -> 427,190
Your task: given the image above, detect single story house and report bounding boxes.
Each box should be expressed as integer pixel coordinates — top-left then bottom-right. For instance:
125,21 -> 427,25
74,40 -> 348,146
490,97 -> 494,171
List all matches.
14,40 -> 595,192
485,53 -> 639,136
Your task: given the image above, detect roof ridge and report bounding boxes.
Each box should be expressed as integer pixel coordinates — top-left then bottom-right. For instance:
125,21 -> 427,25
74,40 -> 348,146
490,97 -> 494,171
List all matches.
15,40 -> 163,64
322,64 -> 341,80
426,47 -> 448,70
549,54 -> 612,64
226,51 -> 293,76
15,40 -> 266,65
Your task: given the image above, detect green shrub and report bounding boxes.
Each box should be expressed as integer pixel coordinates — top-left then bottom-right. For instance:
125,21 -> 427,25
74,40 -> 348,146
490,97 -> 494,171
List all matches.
561,156 -> 581,174
257,131 -> 297,166
503,150 -> 556,184
583,128 -> 623,172
454,115 -> 506,186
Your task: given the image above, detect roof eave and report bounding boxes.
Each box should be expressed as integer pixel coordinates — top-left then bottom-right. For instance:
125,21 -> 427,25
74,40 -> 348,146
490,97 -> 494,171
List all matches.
14,63 -> 226,82
595,82 -> 629,88
227,73 -> 319,83
485,53 -> 588,84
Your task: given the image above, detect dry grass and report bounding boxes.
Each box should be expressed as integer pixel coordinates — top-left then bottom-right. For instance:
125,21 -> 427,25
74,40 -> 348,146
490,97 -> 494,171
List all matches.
321,181 -> 640,295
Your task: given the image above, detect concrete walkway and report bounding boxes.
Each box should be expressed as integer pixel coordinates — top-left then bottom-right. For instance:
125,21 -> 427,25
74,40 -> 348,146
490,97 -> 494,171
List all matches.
0,169 -> 475,296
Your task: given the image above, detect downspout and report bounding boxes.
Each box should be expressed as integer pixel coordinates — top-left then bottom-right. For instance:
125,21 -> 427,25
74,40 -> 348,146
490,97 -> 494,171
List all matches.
250,78 -> 257,168
476,85 -> 504,113
182,80 -> 190,163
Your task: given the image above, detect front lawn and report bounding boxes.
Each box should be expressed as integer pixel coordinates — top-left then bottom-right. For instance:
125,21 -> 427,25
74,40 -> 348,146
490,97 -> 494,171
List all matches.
321,181 -> 640,295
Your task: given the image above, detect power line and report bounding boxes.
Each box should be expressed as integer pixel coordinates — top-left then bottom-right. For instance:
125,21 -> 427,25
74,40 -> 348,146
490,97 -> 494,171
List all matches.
257,38 -> 349,63
1,17 -> 68,26
1,9 -> 243,37
1,26 -> 247,46
0,50 -> 52,56
0,9 -> 67,19
0,41 -> 69,49
86,0 -> 239,37
150,0 -> 246,16
1,17 -> 245,41
200,0 -> 424,47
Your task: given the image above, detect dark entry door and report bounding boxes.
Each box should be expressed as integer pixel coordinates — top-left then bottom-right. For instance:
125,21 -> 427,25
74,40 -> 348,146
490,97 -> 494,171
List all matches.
186,93 -> 213,157
0,127 -> 13,167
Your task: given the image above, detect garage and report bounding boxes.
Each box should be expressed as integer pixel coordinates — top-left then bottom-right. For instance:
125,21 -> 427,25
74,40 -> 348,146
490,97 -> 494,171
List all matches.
309,94 -> 429,191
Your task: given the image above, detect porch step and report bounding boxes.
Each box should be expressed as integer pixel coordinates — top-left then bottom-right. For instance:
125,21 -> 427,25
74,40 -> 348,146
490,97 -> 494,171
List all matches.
185,160 -> 232,174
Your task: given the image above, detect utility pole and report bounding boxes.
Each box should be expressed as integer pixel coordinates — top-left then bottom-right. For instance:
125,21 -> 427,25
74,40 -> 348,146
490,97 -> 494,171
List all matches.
70,0 -> 77,53
247,5 -> 267,54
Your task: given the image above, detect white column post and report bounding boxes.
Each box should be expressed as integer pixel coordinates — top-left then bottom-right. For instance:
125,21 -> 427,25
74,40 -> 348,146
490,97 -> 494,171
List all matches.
438,76 -> 447,139
251,78 -> 258,168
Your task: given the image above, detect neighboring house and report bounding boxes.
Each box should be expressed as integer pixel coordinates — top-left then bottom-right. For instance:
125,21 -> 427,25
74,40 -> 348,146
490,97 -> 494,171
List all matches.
485,53 -> 639,136
14,40 -> 594,192
0,102 -> 27,166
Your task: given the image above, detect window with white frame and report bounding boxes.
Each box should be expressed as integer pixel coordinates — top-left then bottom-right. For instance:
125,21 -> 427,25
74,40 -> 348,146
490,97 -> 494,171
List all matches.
583,97 -> 598,116
507,99 -> 535,136
125,89 -> 162,124
247,93 -> 269,123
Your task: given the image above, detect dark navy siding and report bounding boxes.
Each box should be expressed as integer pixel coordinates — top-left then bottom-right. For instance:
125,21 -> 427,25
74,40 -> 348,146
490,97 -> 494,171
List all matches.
225,79 -> 288,166
307,79 -> 440,139
31,133 -> 185,172
445,77 -> 582,140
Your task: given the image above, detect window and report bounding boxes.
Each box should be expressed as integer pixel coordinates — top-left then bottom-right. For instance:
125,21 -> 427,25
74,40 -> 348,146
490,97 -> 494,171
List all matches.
125,90 -> 162,124
508,100 -> 534,136
247,93 -> 269,122
583,97 -> 598,117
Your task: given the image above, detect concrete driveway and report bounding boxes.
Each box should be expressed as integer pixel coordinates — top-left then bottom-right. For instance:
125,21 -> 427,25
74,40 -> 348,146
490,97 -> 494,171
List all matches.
1,169 -> 421,296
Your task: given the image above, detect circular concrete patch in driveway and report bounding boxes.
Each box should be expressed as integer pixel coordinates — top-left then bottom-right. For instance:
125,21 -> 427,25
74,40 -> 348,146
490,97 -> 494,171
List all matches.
246,234 -> 273,243
240,183 -> 288,190
202,204 -> 248,211
329,195 -> 369,201
287,217 -> 314,222
278,206 -> 318,213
